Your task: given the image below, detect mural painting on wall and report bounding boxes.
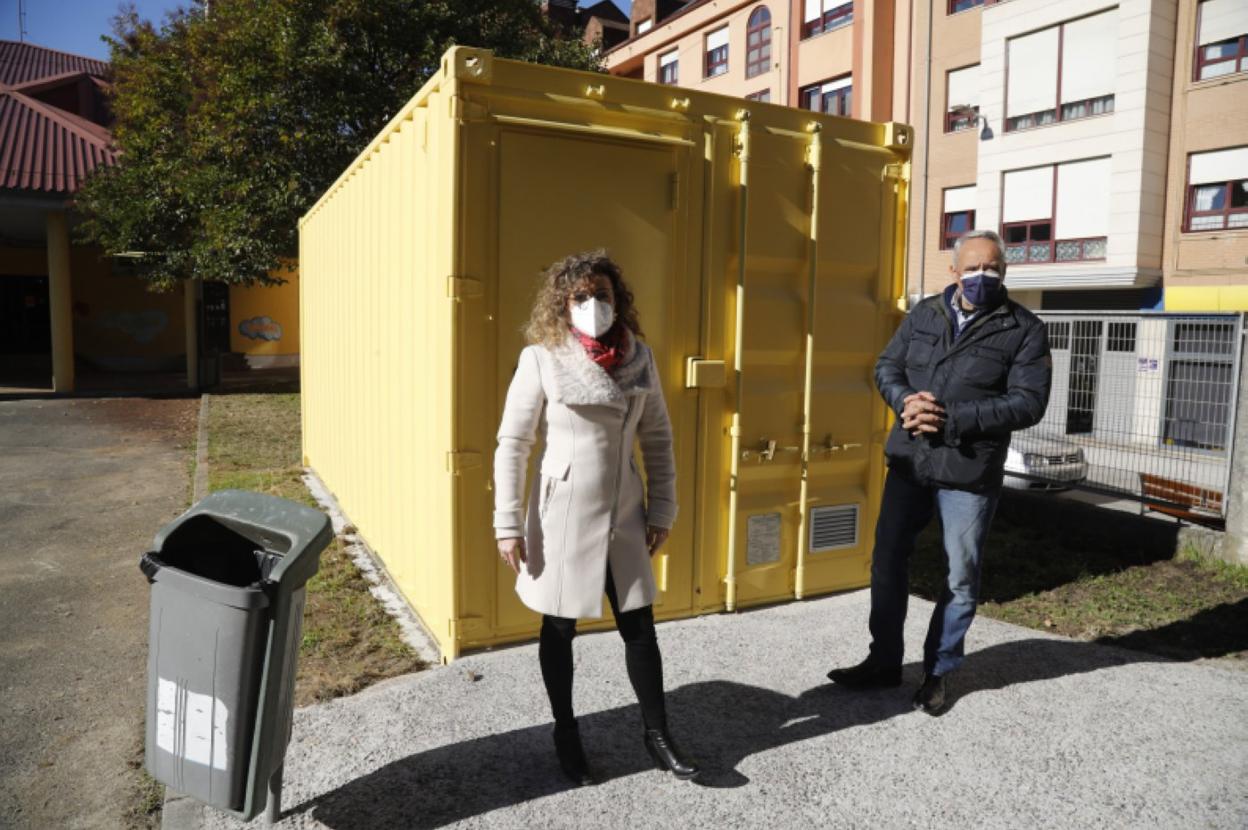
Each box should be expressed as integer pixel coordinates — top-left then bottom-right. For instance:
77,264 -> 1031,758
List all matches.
240,316 -> 283,342
98,310 -> 170,344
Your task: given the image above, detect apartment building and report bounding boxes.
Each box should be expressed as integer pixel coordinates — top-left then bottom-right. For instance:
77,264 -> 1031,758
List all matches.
1161,0 -> 1248,312
592,0 -> 1246,315
603,0 -> 905,122
908,0 -> 1246,314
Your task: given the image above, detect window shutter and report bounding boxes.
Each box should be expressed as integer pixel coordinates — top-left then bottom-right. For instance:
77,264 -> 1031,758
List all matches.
1199,0 -> 1248,46
944,186 -> 976,214
1189,147 -> 1248,185
1060,10 -> 1117,104
1003,167 -> 1055,222
805,1 -> 821,23
1007,27 -> 1059,117
947,65 -> 980,110
706,27 -> 729,51
660,50 -> 678,68
1055,158 -> 1111,238
822,76 -> 852,94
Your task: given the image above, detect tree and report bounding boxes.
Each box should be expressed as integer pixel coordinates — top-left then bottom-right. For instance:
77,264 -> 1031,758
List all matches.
77,0 -> 603,288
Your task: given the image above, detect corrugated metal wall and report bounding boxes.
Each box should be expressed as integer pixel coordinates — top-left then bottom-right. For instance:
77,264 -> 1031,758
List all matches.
299,78 -> 458,641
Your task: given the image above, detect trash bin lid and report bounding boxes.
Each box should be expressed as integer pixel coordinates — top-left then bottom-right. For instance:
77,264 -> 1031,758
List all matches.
154,490 -> 333,589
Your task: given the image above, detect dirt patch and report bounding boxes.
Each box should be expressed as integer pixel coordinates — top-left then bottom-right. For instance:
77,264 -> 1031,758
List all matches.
205,393 -> 425,705
910,510 -> 1248,665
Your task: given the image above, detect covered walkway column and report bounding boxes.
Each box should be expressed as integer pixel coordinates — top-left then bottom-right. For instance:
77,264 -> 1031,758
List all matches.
184,278 -> 200,390
46,210 -> 75,393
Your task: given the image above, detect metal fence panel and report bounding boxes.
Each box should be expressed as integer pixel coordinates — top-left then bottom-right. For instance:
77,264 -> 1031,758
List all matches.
1008,311 -> 1244,522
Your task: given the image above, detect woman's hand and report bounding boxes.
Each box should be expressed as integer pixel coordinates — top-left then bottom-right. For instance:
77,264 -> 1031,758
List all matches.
498,537 -> 526,575
646,526 -> 669,557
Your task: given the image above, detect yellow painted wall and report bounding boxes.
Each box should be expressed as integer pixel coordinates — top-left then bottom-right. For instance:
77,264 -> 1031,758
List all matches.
2,244 -> 187,370
229,268 -> 300,356
72,250 -> 186,368
1165,285 -> 1248,312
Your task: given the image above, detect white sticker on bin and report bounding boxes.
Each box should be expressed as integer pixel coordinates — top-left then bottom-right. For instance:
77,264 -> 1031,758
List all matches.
156,677 -> 230,771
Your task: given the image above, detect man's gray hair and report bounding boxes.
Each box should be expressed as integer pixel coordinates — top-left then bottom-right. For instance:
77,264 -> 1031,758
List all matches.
952,229 -> 1007,272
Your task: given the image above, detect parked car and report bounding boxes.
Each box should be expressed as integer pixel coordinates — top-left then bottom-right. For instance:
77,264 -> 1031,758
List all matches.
1003,434 -> 1088,491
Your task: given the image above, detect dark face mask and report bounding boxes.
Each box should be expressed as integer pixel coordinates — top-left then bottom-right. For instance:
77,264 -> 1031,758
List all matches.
960,270 -> 1003,308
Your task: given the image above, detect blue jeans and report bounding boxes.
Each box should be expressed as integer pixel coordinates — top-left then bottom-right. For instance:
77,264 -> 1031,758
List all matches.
867,470 -> 999,677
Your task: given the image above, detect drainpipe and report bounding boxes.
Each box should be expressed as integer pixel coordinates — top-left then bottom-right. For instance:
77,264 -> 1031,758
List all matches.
913,0 -> 935,308
47,210 -> 75,393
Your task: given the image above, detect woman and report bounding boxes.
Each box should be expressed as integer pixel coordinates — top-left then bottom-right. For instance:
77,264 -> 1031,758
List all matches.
493,250 -> 699,786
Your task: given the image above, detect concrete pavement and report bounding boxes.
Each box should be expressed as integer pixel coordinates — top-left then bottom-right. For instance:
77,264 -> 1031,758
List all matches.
177,590 -> 1247,829
0,396 -> 197,828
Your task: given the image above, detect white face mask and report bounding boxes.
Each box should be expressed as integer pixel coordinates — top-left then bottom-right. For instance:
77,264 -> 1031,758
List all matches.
570,298 -> 615,338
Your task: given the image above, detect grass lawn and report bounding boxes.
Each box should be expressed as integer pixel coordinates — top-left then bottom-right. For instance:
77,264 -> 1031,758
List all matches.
207,392 -> 425,706
203,389 -> 1247,681
910,502 -> 1248,664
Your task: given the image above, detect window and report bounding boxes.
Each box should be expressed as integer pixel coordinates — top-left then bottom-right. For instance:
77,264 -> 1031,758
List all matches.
949,0 -> 985,12
637,19 -> 653,35
802,1 -> 853,39
1107,322 -> 1136,352
1047,321 -> 1071,350
941,186 -> 976,249
1005,10 -> 1117,133
1185,147 -> 1248,232
746,89 -> 771,102
945,65 -> 980,132
801,76 -> 852,116
746,7 -> 772,79
1001,159 -> 1111,264
705,27 -> 729,78
1195,0 -> 1248,80
659,50 -> 678,85
1164,322 -> 1237,451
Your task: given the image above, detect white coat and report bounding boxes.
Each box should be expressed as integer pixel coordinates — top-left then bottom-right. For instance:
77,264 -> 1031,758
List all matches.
493,333 -> 677,619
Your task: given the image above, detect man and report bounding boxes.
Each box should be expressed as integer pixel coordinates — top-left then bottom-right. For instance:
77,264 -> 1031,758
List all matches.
827,229 -> 1052,714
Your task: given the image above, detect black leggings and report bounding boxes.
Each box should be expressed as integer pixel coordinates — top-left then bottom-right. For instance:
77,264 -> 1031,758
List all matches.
539,568 -> 666,731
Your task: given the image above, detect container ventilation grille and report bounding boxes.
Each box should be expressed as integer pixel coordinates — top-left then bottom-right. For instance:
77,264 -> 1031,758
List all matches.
810,504 -> 858,552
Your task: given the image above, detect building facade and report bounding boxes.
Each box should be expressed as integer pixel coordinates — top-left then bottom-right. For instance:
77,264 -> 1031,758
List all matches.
0,40 -> 300,393
1161,0 -> 1248,312
908,0 -> 1246,313
594,0 -> 1246,315
604,0 -> 905,123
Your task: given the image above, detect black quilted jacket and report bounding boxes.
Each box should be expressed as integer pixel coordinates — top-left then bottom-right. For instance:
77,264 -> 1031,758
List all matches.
875,285 -> 1053,492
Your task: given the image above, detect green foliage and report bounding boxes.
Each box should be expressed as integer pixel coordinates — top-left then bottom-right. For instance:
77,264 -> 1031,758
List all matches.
77,0 -> 603,289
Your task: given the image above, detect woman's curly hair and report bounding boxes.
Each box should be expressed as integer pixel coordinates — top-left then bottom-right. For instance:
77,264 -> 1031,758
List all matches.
524,250 -> 644,347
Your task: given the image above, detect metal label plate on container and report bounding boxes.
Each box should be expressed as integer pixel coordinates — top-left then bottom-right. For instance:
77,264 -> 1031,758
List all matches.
746,513 -> 782,566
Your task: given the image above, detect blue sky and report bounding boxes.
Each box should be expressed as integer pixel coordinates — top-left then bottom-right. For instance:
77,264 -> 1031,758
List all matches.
0,0 -> 189,60
1,1 -> 633,62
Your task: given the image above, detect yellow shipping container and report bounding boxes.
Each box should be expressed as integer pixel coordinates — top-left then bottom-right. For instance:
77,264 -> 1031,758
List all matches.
299,47 -> 911,660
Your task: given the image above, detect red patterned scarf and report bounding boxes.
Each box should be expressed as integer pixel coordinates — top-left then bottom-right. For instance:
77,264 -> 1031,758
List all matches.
572,323 -> 629,374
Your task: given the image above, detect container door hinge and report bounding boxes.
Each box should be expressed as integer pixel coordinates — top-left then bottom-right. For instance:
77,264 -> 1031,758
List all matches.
446,451 -> 483,474
447,276 -> 483,301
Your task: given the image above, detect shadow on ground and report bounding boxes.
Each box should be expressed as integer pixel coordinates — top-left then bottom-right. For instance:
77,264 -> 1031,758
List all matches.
912,490 -> 1183,607
293,629 -> 1244,830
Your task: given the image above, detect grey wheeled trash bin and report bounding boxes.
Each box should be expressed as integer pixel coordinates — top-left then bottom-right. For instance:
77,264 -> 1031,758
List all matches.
140,489 -> 332,822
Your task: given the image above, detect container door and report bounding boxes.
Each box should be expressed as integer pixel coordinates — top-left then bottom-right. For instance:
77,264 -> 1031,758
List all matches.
699,122 -> 904,611
462,122 -> 701,641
